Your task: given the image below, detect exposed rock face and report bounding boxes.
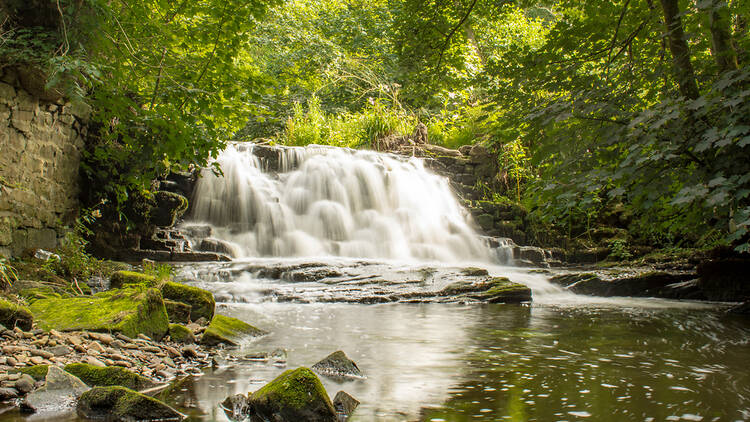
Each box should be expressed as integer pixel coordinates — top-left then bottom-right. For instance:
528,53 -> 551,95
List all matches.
28,287 -> 170,340
247,367 -> 337,422
311,351 -> 364,380
21,366 -> 89,413
200,315 -> 267,346
0,68 -> 87,257
77,386 -> 185,421
550,271 -> 700,299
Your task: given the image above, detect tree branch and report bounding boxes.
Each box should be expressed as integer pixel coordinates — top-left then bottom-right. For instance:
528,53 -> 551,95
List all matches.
436,0 -> 478,71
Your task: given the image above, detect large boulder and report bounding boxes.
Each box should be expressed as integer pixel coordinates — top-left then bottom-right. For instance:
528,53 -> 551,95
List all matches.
77,386 -> 185,421
200,314 -> 267,346
161,282 -> 215,321
109,271 -> 158,289
311,351 -> 364,379
0,298 -> 33,331
247,367 -> 336,422
64,363 -> 156,390
21,366 -> 89,413
28,287 -> 169,340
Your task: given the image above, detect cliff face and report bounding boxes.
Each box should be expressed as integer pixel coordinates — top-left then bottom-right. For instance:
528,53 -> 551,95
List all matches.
0,68 -> 89,257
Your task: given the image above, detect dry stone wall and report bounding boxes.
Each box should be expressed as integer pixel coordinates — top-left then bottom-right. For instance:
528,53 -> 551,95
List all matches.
0,68 -> 88,257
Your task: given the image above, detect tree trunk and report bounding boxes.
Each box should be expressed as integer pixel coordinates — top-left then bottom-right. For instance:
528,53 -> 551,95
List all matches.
658,0 -> 700,99
706,0 -> 739,72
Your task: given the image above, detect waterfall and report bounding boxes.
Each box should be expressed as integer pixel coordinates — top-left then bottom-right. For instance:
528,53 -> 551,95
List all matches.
186,143 -> 508,263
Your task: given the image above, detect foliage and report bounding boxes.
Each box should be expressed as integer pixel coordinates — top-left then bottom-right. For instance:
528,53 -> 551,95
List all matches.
608,239 -> 632,261
0,257 -> 18,289
142,261 -> 174,282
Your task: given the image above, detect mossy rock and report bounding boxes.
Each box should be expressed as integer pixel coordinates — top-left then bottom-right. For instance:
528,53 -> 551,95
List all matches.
164,300 -> 191,324
0,297 -> 33,331
475,277 -> 532,303
64,363 -> 156,390
460,267 -> 489,277
248,367 -> 336,422
18,287 -> 63,304
161,282 -> 215,321
12,364 -> 49,381
150,191 -> 189,227
200,314 -> 267,346
29,287 -> 169,340
77,386 -> 184,421
168,323 -> 195,344
109,271 -> 158,289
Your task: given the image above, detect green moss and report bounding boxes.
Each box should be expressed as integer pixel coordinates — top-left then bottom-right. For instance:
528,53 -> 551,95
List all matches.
164,300 -> 191,324
29,286 -> 169,340
168,323 -> 194,344
18,287 -> 63,303
200,314 -> 266,346
0,297 -> 33,331
249,367 -> 336,420
64,363 -> 155,390
12,364 -> 49,381
77,386 -> 183,421
477,277 -> 532,303
461,267 -> 489,277
161,282 -> 215,321
110,271 -> 158,289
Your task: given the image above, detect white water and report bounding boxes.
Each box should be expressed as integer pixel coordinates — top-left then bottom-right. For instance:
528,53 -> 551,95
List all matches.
188,143 -> 499,263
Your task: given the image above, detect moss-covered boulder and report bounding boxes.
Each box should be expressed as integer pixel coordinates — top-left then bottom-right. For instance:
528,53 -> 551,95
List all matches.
164,300 -> 191,324
247,367 -> 336,422
22,366 -> 90,413
150,191 -> 189,227
168,323 -> 195,344
200,314 -> 267,346
18,287 -> 64,304
29,287 -> 169,340
161,282 -> 215,321
0,298 -> 33,331
12,365 -> 49,381
64,363 -> 156,391
109,271 -> 157,289
475,277 -> 531,303
77,386 -> 185,421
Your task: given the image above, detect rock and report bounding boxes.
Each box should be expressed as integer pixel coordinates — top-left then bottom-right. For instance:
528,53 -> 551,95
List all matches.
109,271 -> 158,289
697,258 -> 750,302
77,386 -> 185,421
64,363 -> 156,390
198,238 -> 239,258
14,374 -> 35,394
181,345 -> 199,359
47,345 -> 72,356
88,341 -> 105,354
474,277 -> 532,303
0,298 -> 34,331
22,366 -> 89,413
552,271 -> 696,298
33,249 -> 61,261
516,246 -> 547,265
28,287 -> 169,340
13,365 -> 49,381
169,324 -> 195,344
88,332 -> 115,345
181,225 -> 212,239
0,387 -> 19,400
164,300 -> 191,324
460,267 -> 489,277
311,351 -> 364,379
85,357 -> 107,367
221,394 -> 250,421
333,391 -> 359,419
247,367 -> 336,422
200,314 -> 267,347
150,191 -> 189,227
161,282 -> 215,322
728,301 -> 750,315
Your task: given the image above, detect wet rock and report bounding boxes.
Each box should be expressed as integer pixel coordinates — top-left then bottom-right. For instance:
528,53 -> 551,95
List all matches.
697,258 -> 750,302
14,374 -> 35,394
311,351 -> 364,379
473,277 -> 532,303
13,365 -> 49,381
552,271 -> 696,298
221,394 -> 250,421
181,225 -> 212,239
161,282 -> 215,321
181,346 -> 199,359
728,301 -> 750,315
64,363 -> 156,390
333,391 -> 359,419
0,298 -> 34,331
28,287 -> 170,340
198,238 -> 238,258
21,366 -> 89,413
169,324 -> 195,344
77,386 -> 185,421
0,387 -> 19,400
165,300 -> 191,324
247,367 -> 336,422
200,315 -> 267,347
460,267 -> 489,277
150,191 -> 189,227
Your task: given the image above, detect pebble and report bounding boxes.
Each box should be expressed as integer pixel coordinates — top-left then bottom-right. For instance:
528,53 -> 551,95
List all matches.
137,334 -> 152,341
49,329 -> 63,339
181,346 -> 198,359
165,346 -> 181,359
85,357 -> 107,367
48,345 -> 73,357
30,349 -> 54,359
7,374 -> 20,381
29,356 -> 44,365
142,346 -> 161,353
67,335 -> 83,347
89,332 -> 114,345
14,375 -> 34,394
111,340 -> 126,348
115,333 -> 132,342
123,343 -> 139,350
113,360 -> 132,368
88,341 -> 105,354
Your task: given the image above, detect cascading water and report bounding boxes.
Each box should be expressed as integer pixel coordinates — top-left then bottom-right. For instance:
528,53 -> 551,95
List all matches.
186,143 -> 506,263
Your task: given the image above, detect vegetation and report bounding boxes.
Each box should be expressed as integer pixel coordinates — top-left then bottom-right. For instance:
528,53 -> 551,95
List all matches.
1,0 -> 748,253
64,363 -> 155,390
200,314 -> 267,346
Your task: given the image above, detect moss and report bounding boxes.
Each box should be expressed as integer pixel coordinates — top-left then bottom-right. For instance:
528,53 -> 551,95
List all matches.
161,282 -> 215,321
12,365 -> 49,381
168,323 -> 194,344
460,267 -> 489,277
29,286 -> 169,340
476,277 -> 532,303
164,299 -> 191,324
249,367 -> 336,421
77,386 -> 183,421
0,297 -> 33,330
109,271 -> 158,289
18,287 -> 63,303
64,363 -> 155,390
200,314 -> 267,346
150,191 -> 189,227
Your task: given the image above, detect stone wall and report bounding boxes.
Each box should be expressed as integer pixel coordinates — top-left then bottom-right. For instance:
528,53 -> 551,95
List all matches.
0,68 -> 88,257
